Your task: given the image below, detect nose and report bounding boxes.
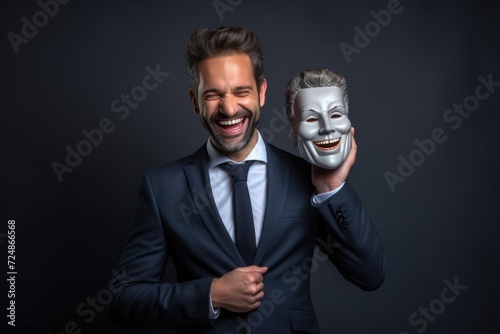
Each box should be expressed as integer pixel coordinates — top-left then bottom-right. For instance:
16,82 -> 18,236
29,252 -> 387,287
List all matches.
220,95 -> 238,117
318,113 -> 335,135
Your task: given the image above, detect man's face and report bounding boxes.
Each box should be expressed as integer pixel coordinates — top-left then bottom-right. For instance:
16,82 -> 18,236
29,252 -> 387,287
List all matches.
190,54 -> 266,158
293,86 -> 351,169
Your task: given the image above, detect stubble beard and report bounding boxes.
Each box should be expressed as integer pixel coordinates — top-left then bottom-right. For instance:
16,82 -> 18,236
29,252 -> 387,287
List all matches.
205,108 -> 260,154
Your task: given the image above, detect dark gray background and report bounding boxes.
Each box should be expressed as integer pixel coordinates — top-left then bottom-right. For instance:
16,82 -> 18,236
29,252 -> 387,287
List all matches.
2,0 -> 499,333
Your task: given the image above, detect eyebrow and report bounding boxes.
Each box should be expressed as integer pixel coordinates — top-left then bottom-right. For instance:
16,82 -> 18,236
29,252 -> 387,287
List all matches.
233,85 -> 253,91
306,105 -> 343,112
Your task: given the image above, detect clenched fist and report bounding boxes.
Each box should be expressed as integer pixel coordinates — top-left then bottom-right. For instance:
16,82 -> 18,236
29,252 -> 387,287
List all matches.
211,265 -> 268,313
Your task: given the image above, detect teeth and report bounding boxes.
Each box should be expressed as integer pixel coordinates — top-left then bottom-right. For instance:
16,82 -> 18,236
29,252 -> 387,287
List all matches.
218,117 -> 244,126
314,138 -> 340,145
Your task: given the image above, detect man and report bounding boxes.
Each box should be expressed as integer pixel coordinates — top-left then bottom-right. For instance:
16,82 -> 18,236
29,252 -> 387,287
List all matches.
109,26 -> 385,333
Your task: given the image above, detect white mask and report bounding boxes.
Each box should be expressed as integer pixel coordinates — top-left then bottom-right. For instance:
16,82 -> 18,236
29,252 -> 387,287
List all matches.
293,87 -> 352,169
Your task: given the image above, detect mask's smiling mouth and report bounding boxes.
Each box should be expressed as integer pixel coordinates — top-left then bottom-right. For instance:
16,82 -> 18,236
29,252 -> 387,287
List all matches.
314,138 -> 340,150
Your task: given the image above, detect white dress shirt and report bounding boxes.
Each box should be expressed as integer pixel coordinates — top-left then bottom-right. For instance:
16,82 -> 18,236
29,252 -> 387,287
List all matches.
207,132 -> 268,246
206,131 -> 344,242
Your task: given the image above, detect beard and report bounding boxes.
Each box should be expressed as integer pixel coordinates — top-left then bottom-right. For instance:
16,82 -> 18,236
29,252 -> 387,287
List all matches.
203,107 -> 260,154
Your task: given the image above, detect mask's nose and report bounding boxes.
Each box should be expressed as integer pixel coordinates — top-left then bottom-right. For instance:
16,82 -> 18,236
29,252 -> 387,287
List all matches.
318,113 -> 334,135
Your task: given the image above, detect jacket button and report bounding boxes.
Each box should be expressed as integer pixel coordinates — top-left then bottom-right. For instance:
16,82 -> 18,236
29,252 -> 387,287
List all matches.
335,208 -> 347,228
238,328 -> 248,334
335,209 -> 344,218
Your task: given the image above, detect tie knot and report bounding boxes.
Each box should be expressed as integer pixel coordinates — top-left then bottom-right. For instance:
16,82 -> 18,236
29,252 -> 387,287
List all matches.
224,161 -> 254,182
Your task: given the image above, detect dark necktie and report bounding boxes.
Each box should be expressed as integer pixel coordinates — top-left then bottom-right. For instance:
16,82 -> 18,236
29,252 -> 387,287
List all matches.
224,161 -> 256,265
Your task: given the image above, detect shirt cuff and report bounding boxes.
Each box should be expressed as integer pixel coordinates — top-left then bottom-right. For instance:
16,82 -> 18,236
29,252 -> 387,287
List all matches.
311,182 -> 345,206
209,287 -> 221,320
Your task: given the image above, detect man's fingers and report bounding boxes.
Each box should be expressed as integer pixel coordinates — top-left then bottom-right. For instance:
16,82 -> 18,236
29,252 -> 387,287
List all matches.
240,272 -> 263,286
245,281 -> 264,295
212,265 -> 269,312
249,290 -> 264,303
253,282 -> 264,295
237,265 -> 268,274
344,127 -> 357,166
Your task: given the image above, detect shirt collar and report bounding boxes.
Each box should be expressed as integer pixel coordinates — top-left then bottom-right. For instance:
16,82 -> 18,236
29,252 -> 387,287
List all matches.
206,131 -> 268,170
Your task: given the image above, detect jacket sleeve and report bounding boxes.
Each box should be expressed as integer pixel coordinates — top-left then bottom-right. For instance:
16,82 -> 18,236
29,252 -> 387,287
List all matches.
108,172 -> 215,329
315,182 -> 385,291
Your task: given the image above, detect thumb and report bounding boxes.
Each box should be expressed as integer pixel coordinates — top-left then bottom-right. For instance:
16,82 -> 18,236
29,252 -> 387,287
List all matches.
239,265 -> 268,274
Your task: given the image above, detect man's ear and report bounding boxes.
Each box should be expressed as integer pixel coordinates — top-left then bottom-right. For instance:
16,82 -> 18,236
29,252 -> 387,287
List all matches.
259,79 -> 267,108
189,89 -> 199,114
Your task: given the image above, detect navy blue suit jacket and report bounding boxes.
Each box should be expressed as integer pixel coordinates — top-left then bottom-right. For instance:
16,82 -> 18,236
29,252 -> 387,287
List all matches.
109,141 -> 385,333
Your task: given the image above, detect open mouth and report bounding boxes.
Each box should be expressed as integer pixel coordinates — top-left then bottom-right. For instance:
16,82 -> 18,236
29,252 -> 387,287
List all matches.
217,117 -> 244,127
215,117 -> 247,136
314,138 -> 340,150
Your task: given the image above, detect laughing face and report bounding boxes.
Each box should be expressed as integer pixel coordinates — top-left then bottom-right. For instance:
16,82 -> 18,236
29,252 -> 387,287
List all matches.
190,53 -> 267,161
294,86 -> 351,169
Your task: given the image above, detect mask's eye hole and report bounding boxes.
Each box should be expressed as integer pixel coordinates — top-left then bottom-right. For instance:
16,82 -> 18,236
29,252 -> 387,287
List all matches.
305,116 -> 318,123
330,113 -> 342,119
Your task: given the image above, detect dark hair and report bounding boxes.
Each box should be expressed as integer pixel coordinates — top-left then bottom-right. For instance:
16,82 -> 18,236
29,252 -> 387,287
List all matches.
186,26 -> 265,95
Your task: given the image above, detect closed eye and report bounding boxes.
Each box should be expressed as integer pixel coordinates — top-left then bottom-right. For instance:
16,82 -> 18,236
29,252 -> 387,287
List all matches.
204,93 -> 221,101
234,90 -> 251,97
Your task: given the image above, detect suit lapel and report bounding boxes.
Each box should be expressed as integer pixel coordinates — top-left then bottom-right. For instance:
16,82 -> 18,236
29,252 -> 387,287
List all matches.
253,143 -> 290,265
183,145 -> 244,267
